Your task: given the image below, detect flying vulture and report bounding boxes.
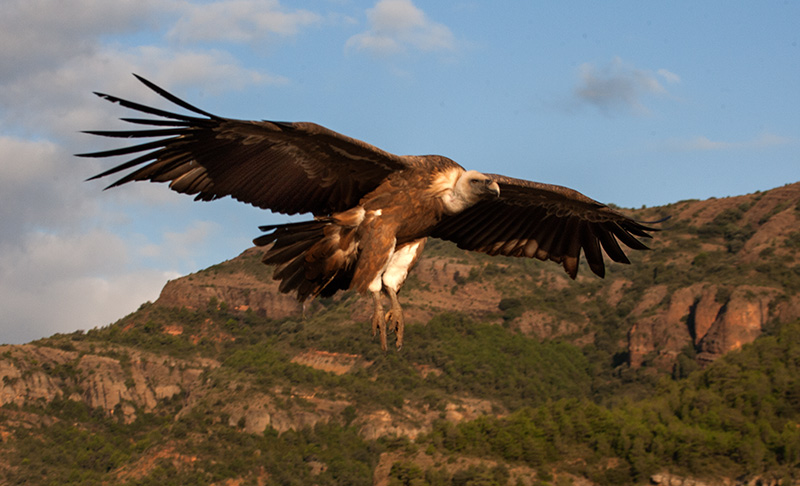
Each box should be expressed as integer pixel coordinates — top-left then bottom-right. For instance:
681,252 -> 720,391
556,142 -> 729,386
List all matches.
80,75 -> 658,351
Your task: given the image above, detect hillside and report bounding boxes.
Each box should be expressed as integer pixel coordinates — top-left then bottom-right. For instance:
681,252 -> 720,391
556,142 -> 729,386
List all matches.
156,180 -> 800,370
1,182 -> 799,485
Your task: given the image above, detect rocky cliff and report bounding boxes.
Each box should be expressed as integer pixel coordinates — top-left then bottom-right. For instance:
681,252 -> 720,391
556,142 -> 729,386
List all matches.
0,343 -> 214,424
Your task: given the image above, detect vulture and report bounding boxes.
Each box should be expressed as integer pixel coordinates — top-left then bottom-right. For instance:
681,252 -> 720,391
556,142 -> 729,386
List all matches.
79,75 -> 659,351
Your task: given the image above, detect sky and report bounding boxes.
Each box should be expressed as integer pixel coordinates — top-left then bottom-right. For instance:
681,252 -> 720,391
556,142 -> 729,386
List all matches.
1,0 -> 798,344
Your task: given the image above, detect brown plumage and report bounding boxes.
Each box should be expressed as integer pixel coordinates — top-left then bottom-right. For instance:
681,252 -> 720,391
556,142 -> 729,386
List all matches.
79,75 -> 660,350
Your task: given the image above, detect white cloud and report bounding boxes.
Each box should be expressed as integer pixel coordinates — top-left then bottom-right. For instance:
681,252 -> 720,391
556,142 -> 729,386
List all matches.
0,0 -> 295,143
0,219 -> 226,344
346,0 -> 455,57
167,0 -> 321,43
0,0 -> 321,80
0,229 -> 181,344
0,137 -> 97,243
137,220 -> 221,265
574,57 -> 679,115
0,0 -> 176,83
666,133 -> 794,152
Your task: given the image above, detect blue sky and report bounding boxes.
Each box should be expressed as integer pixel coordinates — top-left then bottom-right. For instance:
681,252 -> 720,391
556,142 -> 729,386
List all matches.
1,0 -> 798,343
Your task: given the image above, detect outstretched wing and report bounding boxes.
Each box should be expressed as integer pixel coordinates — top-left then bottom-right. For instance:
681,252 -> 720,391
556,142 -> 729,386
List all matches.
78,74 -> 415,216
431,174 -> 658,279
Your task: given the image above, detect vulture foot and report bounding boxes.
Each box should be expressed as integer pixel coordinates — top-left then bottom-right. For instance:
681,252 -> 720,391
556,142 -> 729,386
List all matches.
371,292 -> 388,352
384,288 -> 404,350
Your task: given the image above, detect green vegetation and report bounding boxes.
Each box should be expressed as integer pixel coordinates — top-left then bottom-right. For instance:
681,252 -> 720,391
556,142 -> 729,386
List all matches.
10,313 -> 800,484
62,303 -> 595,411
413,319 -> 800,484
694,206 -> 756,253
4,399 -> 379,486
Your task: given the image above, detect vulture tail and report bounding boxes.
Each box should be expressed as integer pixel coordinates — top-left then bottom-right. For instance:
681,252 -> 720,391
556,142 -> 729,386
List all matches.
254,219 -> 357,302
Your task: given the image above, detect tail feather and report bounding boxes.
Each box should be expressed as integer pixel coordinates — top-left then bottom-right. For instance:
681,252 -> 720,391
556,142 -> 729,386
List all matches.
254,219 -> 356,302
254,220 -> 331,247
261,237 -> 317,265
278,262 -> 308,295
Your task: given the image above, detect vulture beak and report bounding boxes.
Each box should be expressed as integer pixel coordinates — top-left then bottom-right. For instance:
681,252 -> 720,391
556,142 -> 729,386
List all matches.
487,180 -> 500,198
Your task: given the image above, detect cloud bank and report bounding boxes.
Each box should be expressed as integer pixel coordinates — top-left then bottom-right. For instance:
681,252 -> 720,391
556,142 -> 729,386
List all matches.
346,0 -> 455,57
167,0 -> 321,43
0,0 -> 314,344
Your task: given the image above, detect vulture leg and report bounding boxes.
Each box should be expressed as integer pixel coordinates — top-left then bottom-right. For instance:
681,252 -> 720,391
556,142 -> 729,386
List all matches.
371,291 -> 388,351
384,287 -> 404,350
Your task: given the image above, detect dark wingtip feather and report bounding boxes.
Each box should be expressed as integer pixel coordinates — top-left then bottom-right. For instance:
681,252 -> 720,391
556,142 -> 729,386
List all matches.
132,73 -> 218,119
90,89 -> 205,123
119,117 -> 191,127
588,261 -> 605,278
639,215 -> 671,226
612,223 -> 651,251
81,128 -> 186,139
75,138 -> 168,159
563,257 -> 579,279
595,225 -> 630,264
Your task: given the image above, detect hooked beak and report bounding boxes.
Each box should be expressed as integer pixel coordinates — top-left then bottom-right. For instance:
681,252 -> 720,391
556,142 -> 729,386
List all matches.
487,181 -> 500,198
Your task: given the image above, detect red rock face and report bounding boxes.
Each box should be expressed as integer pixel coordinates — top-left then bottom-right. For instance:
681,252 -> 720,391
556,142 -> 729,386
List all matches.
156,265 -> 303,320
627,285 -> 700,368
627,283 -> 785,369
697,289 -> 771,364
692,286 -> 723,345
291,349 -> 371,375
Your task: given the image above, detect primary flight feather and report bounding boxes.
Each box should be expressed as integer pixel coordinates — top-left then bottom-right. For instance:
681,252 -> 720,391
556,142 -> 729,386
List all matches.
80,74 -> 658,350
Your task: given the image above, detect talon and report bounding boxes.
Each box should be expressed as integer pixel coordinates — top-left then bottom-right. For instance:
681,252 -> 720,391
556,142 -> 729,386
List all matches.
384,287 -> 405,350
385,307 -> 404,350
385,310 -> 399,334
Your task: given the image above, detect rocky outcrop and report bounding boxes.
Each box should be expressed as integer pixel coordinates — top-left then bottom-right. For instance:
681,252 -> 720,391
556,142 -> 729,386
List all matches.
219,390 -> 351,435
156,271 -> 303,319
692,286 -> 723,344
290,349 -> 372,375
358,397 -> 494,441
697,288 -> 772,364
215,381 -> 495,441
0,344 -> 216,423
628,285 -> 703,368
0,345 -> 67,405
629,285 -> 781,368
155,248 -> 304,318
650,471 -> 794,486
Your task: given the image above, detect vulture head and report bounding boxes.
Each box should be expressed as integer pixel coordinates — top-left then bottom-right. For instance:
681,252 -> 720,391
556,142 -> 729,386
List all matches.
443,170 -> 500,214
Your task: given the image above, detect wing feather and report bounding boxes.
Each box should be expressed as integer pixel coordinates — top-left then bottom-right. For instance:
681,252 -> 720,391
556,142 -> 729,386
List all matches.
473,207 -> 523,252
595,225 -> 630,264
580,223 -> 606,277
534,217 -> 566,259
79,75 -> 416,216
431,174 -> 659,279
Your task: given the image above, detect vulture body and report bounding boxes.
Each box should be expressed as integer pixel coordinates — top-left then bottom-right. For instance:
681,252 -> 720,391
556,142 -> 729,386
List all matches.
80,75 -> 658,350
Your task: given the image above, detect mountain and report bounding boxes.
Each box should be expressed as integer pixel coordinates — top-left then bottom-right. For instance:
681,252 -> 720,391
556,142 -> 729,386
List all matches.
1,182 -> 799,486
